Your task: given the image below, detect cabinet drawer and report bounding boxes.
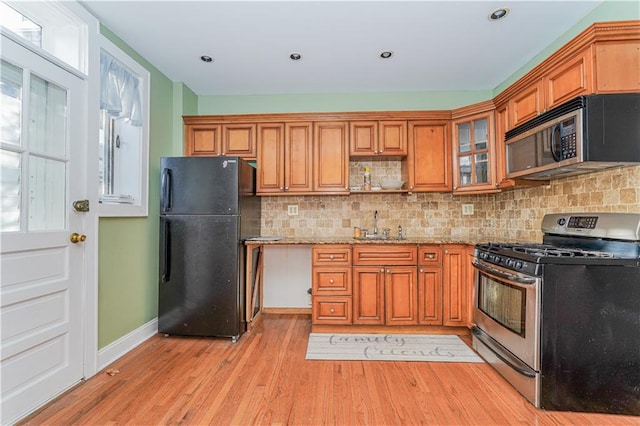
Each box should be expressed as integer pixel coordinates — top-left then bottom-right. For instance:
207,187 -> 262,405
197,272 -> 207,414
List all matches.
353,245 -> 417,265
312,245 -> 352,265
313,267 -> 352,295
312,296 -> 352,324
418,246 -> 442,266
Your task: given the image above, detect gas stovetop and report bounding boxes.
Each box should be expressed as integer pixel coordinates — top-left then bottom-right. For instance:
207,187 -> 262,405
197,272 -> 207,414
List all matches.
479,243 -> 616,259
474,213 -> 640,276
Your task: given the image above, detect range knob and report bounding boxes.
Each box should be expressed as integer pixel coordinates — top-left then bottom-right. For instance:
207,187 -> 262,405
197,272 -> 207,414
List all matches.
557,218 -> 566,226
515,261 -> 523,269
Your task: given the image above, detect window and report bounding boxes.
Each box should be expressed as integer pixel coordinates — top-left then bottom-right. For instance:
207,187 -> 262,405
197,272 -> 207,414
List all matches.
97,36 -> 149,217
0,1 -> 87,74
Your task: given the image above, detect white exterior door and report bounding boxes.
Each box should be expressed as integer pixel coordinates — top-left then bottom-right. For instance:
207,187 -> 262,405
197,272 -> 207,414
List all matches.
1,34 -> 87,424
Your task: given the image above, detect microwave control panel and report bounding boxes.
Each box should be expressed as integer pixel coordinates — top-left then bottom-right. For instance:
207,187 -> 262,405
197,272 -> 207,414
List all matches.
558,118 -> 577,160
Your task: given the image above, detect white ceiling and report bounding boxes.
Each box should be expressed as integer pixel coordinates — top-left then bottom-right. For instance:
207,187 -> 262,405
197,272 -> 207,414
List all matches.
79,1 -> 605,96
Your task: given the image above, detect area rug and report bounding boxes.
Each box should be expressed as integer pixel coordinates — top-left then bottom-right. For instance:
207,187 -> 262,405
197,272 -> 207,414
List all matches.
305,333 -> 483,363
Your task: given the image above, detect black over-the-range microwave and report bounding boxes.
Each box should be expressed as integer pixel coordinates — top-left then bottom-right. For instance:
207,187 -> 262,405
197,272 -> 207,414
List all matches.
505,93 -> 640,180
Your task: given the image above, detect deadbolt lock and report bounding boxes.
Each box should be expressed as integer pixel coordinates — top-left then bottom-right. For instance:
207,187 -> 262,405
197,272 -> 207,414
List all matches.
73,199 -> 90,212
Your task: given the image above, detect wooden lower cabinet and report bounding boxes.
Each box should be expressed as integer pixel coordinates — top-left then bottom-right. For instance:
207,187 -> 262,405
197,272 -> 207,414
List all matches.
312,245 -> 353,325
313,244 -> 470,329
353,245 -> 418,326
313,296 -> 352,324
443,245 -> 469,327
353,267 -> 385,324
418,266 -> 443,325
385,266 -> 418,325
353,266 -> 418,325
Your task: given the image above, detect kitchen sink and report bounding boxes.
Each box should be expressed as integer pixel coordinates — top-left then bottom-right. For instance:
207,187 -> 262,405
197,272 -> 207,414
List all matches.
355,235 -> 403,241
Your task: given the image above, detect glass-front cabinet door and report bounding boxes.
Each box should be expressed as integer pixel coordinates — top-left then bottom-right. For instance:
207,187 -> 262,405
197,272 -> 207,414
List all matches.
452,108 -> 498,194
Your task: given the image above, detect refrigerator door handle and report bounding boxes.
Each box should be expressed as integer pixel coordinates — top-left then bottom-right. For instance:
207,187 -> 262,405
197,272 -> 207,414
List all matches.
161,219 -> 171,283
161,168 -> 173,212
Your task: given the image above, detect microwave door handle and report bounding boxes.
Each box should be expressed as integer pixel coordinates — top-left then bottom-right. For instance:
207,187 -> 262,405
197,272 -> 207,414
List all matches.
550,124 -> 562,162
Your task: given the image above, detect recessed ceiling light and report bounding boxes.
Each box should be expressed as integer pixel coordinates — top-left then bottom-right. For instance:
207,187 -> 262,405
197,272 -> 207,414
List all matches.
380,51 -> 393,59
290,52 -> 302,60
489,7 -> 509,21
200,55 -> 213,63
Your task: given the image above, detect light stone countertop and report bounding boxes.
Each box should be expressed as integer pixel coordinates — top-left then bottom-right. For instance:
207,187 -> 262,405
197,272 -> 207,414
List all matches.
245,237 -> 480,246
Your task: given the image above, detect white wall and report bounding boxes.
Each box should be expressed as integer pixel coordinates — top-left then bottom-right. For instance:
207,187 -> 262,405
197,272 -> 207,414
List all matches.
262,246 -> 312,308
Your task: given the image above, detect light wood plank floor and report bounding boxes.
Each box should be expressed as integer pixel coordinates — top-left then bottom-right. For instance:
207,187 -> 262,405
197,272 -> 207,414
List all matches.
21,314 -> 639,425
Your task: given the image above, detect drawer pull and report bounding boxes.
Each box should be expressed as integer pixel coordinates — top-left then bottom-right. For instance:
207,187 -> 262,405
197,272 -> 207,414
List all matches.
329,279 -> 334,284
330,308 -> 336,313
329,255 -> 334,260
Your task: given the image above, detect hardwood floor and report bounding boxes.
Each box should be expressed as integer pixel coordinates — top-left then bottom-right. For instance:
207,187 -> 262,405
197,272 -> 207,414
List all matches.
21,314 -> 639,425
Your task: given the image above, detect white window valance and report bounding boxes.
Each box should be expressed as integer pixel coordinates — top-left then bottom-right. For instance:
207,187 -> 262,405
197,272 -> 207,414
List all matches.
100,50 -> 142,127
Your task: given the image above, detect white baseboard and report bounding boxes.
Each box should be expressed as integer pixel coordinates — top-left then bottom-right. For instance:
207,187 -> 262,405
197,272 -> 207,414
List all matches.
97,317 -> 158,371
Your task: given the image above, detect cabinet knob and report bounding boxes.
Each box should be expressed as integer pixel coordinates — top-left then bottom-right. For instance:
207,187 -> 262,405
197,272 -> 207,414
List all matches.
279,187 -> 284,191
330,308 -> 335,313
420,269 -> 424,273
427,253 -> 434,259
386,269 -> 390,274
379,149 -> 384,153
330,255 -> 334,259
284,186 -> 289,190
329,279 -> 334,284
380,268 -> 385,273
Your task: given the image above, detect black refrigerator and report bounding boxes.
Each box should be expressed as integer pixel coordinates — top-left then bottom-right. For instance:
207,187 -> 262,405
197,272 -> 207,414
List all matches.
158,157 -> 261,341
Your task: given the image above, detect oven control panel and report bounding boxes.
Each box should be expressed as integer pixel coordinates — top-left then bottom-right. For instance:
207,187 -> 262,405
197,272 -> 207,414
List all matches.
542,213 -> 640,241
567,216 -> 598,229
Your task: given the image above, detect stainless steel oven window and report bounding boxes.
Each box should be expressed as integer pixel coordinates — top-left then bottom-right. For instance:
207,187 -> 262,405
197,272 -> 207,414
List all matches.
478,273 -> 527,337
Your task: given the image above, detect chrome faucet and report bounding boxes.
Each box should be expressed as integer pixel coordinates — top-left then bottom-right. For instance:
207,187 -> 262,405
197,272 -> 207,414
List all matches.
373,210 -> 378,235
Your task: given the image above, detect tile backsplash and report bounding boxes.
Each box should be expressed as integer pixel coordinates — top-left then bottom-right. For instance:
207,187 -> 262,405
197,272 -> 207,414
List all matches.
260,165 -> 640,244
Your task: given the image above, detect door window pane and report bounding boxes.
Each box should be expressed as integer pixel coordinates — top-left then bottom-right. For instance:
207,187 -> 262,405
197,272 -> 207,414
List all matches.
29,74 -> 67,156
1,60 -> 23,146
1,150 -> 22,231
28,156 -> 65,231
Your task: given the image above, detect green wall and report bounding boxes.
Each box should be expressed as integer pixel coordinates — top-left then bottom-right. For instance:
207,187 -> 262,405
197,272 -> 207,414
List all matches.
494,1 -> 640,94
197,91 -> 492,114
98,26 -> 176,349
97,2 -> 638,349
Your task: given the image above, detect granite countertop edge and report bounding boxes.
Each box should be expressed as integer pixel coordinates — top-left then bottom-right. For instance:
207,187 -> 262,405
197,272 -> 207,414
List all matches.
245,237 -> 481,245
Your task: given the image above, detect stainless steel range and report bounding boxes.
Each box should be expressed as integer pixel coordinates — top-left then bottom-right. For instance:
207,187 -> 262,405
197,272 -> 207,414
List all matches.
471,213 -> 640,415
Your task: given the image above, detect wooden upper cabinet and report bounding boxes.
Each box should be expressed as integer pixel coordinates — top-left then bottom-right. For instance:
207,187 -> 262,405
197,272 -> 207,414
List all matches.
257,122 -> 313,194
313,121 -> 349,194
594,40 -> 640,93
350,120 -> 407,157
349,121 -> 378,156
405,121 -> 451,192
494,104 -> 512,188
256,123 -> 285,193
185,124 -> 222,156
223,123 -> 256,157
452,108 -> 497,194
544,48 -> 592,110
509,80 -> 544,129
184,122 -> 255,158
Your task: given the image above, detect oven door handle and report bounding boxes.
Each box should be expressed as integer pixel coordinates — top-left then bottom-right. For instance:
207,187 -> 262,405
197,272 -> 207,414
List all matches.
472,259 -> 538,285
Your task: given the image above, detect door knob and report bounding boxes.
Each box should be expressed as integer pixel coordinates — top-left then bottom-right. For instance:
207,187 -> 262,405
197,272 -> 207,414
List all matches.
70,233 -> 86,244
